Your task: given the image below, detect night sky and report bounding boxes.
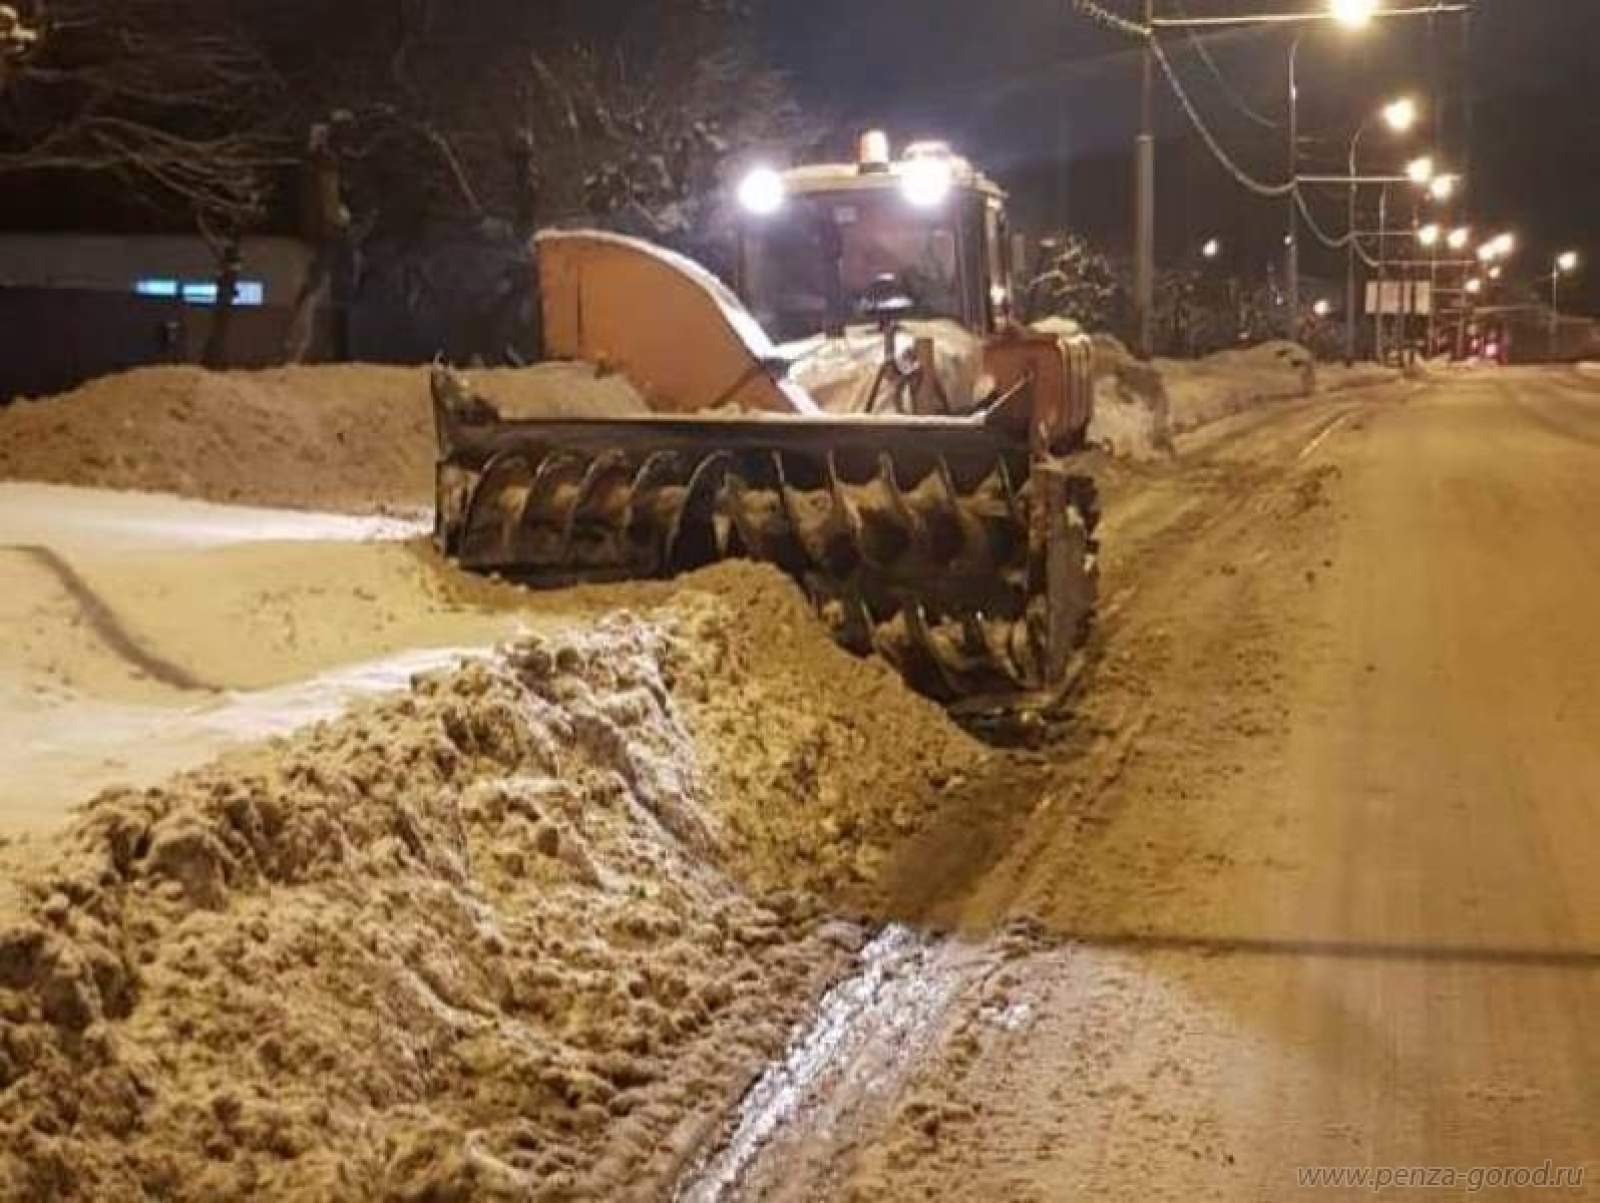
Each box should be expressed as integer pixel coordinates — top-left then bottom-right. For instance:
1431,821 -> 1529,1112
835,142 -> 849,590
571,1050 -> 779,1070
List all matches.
762,0 -> 1600,311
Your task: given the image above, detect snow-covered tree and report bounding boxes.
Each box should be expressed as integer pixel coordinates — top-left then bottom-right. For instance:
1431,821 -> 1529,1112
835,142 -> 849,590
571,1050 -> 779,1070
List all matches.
1023,233 -> 1122,330
0,0 -> 292,364
0,1 -> 287,226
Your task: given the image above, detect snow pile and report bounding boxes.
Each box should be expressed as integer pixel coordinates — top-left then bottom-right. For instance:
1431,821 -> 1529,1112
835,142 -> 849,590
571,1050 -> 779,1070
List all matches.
1157,340 -> 1315,436
0,362 -> 645,514
1081,337 -> 1399,459
0,561 -> 980,1200
665,562 -> 989,897
1083,334 -> 1173,461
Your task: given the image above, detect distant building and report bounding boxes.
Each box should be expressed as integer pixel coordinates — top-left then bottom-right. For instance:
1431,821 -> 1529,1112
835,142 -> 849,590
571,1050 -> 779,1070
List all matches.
1465,304 -> 1600,365
0,233 -> 328,401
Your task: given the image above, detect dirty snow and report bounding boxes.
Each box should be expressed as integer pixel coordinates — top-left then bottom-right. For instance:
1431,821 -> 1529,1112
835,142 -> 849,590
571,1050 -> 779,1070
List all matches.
0,362 -> 645,514
1084,335 -> 1401,459
0,556 -> 985,1200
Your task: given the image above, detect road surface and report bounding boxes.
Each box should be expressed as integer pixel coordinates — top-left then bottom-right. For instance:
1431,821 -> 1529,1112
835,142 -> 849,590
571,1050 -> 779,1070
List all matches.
691,367 -> 1600,1201
6,370 -> 1597,1199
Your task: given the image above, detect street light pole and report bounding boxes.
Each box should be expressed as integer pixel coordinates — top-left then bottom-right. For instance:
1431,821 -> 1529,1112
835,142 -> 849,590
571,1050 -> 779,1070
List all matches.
1340,98 -> 1416,364
1344,117 -> 1376,365
1551,251 -> 1580,360
1346,145 -> 1359,365
1428,244 -> 1439,358
1377,184 -> 1389,363
1287,35 -> 1303,342
1135,0 -> 1156,360
1551,265 -> 1561,360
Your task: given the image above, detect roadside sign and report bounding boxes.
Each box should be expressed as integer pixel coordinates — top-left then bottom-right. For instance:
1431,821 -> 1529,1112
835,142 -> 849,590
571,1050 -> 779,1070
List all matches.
1366,280 -> 1432,316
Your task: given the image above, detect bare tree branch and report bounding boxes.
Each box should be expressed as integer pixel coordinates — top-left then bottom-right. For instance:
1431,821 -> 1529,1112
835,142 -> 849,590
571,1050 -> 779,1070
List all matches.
0,0 -> 289,228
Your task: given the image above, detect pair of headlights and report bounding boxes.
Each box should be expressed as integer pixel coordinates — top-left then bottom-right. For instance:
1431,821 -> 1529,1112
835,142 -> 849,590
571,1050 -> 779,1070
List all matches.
737,159 -> 954,216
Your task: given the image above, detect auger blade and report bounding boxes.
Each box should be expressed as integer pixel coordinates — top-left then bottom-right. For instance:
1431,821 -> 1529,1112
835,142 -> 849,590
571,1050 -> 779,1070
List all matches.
432,366 -> 1098,713
516,451 -> 589,565
459,452 -> 535,567
664,452 -> 732,571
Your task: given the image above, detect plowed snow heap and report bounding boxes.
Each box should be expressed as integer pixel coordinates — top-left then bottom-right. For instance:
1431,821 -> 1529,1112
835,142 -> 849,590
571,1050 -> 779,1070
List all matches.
0,564 -> 986,1201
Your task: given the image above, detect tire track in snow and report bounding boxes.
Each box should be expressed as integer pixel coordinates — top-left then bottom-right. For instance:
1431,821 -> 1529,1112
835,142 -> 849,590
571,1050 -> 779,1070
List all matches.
3,544 -> 220,694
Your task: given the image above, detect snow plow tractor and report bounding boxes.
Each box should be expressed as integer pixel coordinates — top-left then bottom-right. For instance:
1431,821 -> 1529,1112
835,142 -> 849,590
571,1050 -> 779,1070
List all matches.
432,135 -> 1100,713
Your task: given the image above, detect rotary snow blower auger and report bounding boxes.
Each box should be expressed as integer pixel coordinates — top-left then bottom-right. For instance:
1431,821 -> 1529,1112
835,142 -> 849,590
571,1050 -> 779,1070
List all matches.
433,137 -> 1100,714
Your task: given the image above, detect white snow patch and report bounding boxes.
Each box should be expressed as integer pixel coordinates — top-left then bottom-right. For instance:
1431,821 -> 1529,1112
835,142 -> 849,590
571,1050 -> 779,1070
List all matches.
0,645 -> 496,836
0,482 -> 425,554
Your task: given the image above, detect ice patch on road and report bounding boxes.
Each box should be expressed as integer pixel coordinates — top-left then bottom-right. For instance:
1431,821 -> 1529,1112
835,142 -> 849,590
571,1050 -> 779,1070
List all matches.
675,925 -> 964,1203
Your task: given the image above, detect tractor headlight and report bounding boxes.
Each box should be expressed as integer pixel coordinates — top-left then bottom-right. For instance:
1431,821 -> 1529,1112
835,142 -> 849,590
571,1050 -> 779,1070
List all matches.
737,167 -> 786,217
900,157 -> 954,209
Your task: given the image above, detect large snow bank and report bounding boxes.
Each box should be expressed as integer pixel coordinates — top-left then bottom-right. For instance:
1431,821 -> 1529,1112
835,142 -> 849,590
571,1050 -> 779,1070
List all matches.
0,559 -> 984,1199
0,363 -> 646,514
1069,334 -> 1399,459
1158,340 -> 1315,436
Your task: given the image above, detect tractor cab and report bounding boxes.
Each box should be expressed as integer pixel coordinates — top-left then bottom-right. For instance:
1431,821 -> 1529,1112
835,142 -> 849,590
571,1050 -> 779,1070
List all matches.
733,134 -> 1016,345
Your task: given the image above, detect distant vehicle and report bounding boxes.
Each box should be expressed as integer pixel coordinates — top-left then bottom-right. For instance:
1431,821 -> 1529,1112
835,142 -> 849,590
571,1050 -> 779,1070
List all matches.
1465,329 -> 1508,365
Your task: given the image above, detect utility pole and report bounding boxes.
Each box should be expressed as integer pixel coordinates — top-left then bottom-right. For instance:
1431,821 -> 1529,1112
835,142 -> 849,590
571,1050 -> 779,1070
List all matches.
1551,252 -> 1581,360
1427,245 -> 1439,358
1286,38 -> 1301,344
1376,185 -> 1389,364
1135,0 -> 1156,359
1344,163 -> 1356,361
1551,267 -> 1560,360
1344,184 -> 1358,364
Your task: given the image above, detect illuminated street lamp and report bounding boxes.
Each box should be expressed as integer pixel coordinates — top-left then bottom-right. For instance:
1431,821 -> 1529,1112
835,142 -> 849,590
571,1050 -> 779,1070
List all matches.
1447,227 -> 1471,251
1489,265 -> 1504,280
1418,223 -> 1442,248
1478,235 -> 1516,264
1383,97 -> 1418,133
1406,156 -> 1436,187
1465,278 -> 1483,295
1557,250 -> 1580,274
1428,174 -> 1459,203
1314,298 -> 1333,318
1331,0 -> 1381,28
1201,237 -> 1222,261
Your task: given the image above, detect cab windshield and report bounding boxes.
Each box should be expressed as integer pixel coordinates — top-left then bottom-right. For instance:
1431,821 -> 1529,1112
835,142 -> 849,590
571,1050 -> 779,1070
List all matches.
740,192 -> 964,342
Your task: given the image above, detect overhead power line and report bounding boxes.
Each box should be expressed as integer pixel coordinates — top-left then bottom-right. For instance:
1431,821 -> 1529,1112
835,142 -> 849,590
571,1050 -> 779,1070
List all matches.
1293,187 -> 1381,267
1150,35 -> 1294,198
1169,0 -> 1282,130
1071,0 -> 1150,41
1151,28 -> 1375,257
